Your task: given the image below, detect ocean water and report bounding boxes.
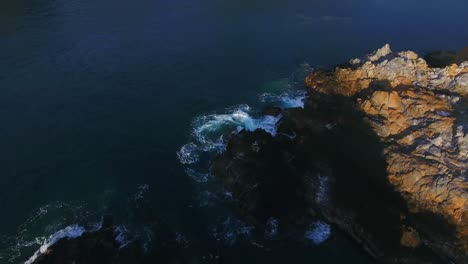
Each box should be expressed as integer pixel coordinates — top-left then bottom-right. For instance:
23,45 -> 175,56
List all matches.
0,0 -> 467,263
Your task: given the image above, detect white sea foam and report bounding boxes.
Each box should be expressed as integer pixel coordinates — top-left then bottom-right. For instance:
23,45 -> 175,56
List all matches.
0,201 -> 89,263
192,105 -> 280,144
177,105 -> 281,166
177,143 -> 200,164
25,225 -> 85,264
304,221 -> 331,245
259,90 -> 306,108
177,88 -> 308,167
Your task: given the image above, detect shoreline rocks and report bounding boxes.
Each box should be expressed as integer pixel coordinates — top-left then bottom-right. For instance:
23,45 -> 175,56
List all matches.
213,45 -> 467,262
306,45 -> 467,259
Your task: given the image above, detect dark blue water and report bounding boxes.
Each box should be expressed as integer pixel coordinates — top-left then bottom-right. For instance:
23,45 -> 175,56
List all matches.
0,0 -> 467,263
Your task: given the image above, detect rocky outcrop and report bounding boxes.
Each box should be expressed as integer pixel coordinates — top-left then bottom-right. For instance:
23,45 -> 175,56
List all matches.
30,217 -> 144,264
29,217 -> 189,264
213,45 -> 467,262
306,44 -> 468,97
306,45 -> 468,257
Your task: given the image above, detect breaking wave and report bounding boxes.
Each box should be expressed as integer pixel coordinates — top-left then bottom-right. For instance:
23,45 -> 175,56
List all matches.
0,201 -> 89,263
176,81 -> 308,246
176,71 -> 310,249
177,90 -> 306,167
177,105 -> 282,165
25,225 -> 85,264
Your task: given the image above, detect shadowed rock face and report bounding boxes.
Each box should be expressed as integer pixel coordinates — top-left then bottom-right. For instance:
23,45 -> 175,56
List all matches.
213,45 -> 467,263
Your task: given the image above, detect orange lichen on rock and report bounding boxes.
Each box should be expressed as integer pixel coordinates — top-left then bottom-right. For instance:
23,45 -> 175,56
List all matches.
305,44 -> 468,257
307,44 -> 468,96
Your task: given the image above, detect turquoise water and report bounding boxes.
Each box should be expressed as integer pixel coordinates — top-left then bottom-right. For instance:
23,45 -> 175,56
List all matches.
0,0 -> 467,262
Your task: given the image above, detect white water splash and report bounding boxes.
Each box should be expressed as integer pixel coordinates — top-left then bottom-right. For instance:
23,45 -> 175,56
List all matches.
25,225 -> 85,264
177,104 -> 281,165
0,201 -> 89,263
177,143 -> 200,164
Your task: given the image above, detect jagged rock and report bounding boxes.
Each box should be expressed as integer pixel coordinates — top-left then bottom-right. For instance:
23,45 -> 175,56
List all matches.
213,44 -> 467,263
307,45 -> 468,96
305,44 -> 467,262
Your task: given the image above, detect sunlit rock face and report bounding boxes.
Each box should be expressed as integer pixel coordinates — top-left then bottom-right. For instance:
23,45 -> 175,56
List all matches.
305,45 -> 467,260
306,45 -> 468,96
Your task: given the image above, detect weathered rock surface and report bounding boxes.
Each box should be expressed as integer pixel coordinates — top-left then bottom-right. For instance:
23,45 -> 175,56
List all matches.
213,45 -> 467,263
306,45 -> 468,258
306,44 -> 468,96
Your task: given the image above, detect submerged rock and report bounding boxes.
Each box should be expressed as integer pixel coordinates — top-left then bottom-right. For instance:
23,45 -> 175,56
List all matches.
213,45 -> 467,263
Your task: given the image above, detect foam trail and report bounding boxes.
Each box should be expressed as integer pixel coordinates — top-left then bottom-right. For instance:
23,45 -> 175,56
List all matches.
25,225 -> 85,264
